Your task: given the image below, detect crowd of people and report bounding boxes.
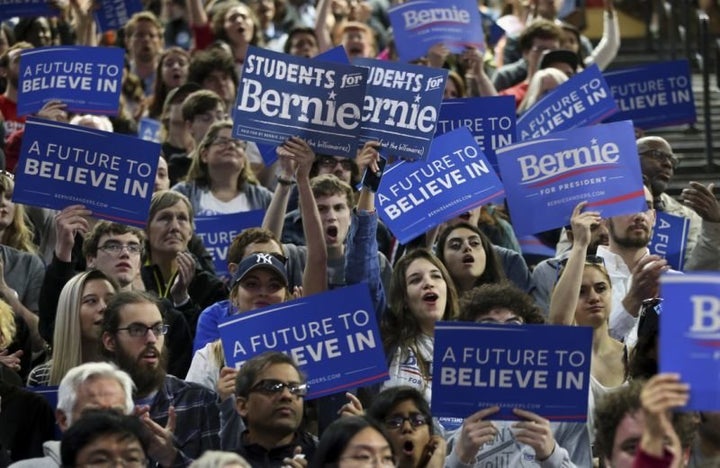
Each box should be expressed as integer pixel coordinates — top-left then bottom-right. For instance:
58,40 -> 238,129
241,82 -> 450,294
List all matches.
0,0 -> 718,467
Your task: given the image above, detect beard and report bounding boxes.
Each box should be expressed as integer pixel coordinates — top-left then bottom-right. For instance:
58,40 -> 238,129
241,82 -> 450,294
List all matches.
608,220 -> 651,249
115,344 -> 168,398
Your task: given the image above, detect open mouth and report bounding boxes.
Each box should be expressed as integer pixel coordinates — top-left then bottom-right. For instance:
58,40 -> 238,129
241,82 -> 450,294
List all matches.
141,348 -> 159,364
326,226 -> 338,240
348,45 -> 364,56
402,440 -> 415,456
462,254 -> 474,264
422,292 -> 438,303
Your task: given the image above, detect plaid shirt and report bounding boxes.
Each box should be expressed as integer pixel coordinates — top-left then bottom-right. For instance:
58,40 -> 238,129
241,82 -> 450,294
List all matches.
146,375 -> 221,467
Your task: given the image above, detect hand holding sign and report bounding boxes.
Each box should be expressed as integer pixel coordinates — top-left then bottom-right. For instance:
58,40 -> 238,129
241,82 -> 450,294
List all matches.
569,201 -> 602,249
277,137 -> 315,180
54,204 -> 92,262
511,408 -> 556,461
639,373 -> 689,458
455,407 -> 500,464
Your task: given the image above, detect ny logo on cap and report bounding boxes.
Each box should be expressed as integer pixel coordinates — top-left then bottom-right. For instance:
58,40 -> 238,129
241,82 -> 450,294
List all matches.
256,253 -> 274,265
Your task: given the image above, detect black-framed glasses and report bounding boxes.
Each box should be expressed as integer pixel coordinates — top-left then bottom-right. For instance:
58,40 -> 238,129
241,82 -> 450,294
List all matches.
384,413 -> 429,430
640,149 -> 679,169
116,323 -> 169,338
249,379 -> 308,397
98,242 -> 143,255
210,136 -> 246,150
318,156 -> 353,170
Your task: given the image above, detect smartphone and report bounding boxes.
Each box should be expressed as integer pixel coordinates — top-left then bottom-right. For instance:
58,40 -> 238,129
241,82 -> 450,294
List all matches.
360,155 -> 387,192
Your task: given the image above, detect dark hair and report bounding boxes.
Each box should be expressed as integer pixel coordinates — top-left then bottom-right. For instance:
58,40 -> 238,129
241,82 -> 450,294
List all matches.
284,26 -> 317,54
181,89 -> 226,122
211,1 -> 263,47
594,380 -> 697,463
518,19 -> 563,53
235,351 -> 305,397
147,47 -> 190,119
310,416 -> 395,468
188,48 -> 239,89
458,282 -> 546,324
101,291 -> 163,339
83,221 -> 145,259
383,249 -> 459,355
436,222 -> 506,289
366,386 -> 434,436
60,410 -> 148,467
228,227 -> 283,265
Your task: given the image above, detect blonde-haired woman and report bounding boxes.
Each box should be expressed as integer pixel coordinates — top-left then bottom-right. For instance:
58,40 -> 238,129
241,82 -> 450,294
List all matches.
27,270 -> 116,386
0,298 -> 30,381
0,172 -> 37,254
171,121 -> 272,216
518,68 -> 570,114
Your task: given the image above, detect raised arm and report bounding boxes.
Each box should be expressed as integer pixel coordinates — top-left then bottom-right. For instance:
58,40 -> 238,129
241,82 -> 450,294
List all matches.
278,137 -> 327,296
262,153 -> 296,238
185,0 -> 208,27
462,47 -> 498,98
314,0 -> 334,54
549,202 -> 600,325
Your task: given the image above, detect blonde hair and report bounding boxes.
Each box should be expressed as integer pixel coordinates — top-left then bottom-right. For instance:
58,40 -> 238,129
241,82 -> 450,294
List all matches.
518,68 -> 569,113
0,174 -> 37,254
49,270 -> 117,385
0,299 -> 15,349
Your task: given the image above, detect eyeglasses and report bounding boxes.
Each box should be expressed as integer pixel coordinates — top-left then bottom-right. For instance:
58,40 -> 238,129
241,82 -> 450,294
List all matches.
210,136 -> 246,149
318,156 -> 353,170
98,242 -> 143,255
384,413 -> 429,429
640,149 -> 679,169
79,456 -> 147,467
249,379 -> 308,397
115,323 -> 169,338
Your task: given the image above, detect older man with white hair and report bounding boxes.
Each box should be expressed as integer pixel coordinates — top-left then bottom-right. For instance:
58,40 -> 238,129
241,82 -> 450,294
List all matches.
10,362 -> 135,467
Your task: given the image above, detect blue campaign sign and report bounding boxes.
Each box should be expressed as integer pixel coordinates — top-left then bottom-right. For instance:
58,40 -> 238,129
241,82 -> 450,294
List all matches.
13,118 -> 159,227
376,127 -> 505,244
17,46 -> 124,116
353,58 -> 447,161
649,211 -> 689,271
139,118 -> 161,143
389,0 -> 485,62
195,210 -> 266,282
604,60 -> 696,129
218,283 -> 389,399
436,96 -> 516,172
432,322 -> 592,421
517,235 -> 556,258
660,273 -> 720,411
0,0 -> 55,19
253,46 -> 351,166
517,65 -> 617,141
496,120 -> 645,237
94,0 -> 143,32
232,46 -> 367,158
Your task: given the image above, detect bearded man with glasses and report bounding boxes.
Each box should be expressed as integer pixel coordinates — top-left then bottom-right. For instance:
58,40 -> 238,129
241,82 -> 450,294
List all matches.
101,290 -> 222,466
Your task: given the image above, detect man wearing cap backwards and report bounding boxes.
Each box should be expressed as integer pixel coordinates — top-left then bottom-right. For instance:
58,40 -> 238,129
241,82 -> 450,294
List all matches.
637,136 -> 720,270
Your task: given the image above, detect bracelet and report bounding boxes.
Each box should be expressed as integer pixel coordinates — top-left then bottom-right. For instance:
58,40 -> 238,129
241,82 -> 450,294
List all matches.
277,176 -> 296,186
